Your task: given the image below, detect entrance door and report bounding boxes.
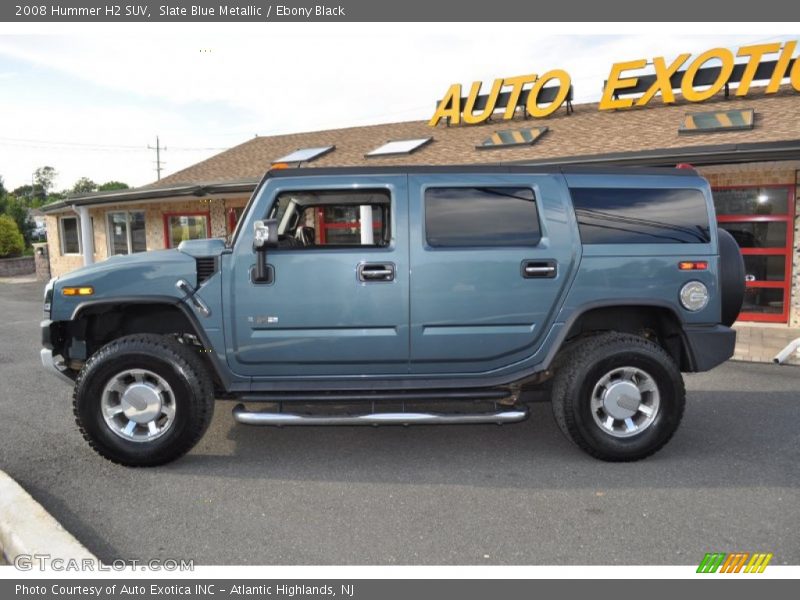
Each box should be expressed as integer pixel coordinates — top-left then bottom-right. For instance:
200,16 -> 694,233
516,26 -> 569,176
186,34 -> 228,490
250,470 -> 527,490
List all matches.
226,177 -> 409,378
714,185 -> 795,323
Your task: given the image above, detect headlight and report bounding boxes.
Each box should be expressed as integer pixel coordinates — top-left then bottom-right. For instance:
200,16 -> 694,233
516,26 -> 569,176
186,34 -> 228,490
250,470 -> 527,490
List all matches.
43,277 -> 55,315
680,281 -> 709,312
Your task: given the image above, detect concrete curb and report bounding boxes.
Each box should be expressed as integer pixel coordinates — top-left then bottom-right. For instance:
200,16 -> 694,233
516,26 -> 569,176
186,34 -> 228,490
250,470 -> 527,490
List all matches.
0,470 -> 95,566
0,275 -> 38,284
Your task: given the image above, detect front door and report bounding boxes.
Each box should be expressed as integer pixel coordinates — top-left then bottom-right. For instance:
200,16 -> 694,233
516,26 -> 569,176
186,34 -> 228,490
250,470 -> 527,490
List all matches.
226,176 -> 409,378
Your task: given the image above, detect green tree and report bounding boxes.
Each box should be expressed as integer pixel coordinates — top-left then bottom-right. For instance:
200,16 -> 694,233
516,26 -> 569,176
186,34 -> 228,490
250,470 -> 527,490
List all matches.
72,177 -> 98,194
11,184 -> 43,207
0,176 -> 7,214
0,214 -> 25,258
34,166 -> 57,200
98,181 -> 130,191
4,196 -> 35,246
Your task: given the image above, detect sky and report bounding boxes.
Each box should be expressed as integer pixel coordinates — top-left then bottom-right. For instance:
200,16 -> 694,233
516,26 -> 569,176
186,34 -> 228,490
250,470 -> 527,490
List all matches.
0,24 -> 798,192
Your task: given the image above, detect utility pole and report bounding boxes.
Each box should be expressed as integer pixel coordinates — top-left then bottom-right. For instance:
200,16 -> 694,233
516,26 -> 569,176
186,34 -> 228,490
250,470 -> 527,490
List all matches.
147,136 -> 167,180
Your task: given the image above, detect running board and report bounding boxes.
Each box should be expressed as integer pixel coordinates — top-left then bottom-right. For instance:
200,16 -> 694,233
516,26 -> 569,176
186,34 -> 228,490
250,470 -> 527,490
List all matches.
238,388 -> 513,403
232,403 -> 528,426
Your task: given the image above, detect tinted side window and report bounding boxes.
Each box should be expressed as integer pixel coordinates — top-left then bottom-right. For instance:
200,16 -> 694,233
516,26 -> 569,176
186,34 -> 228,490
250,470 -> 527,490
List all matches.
570,187 -> 711,244
425,187 -> 541,247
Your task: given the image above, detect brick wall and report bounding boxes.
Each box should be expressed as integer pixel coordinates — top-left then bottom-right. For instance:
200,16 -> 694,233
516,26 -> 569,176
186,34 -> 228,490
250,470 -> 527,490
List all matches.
698,161 -> 800,328
32,242 -> 51,281
45,195 -> 248,277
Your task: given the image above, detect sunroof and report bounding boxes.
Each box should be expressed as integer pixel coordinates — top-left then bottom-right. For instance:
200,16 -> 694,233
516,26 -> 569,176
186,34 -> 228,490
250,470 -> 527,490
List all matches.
679,109 -> 755,134
477,127 -> 549,150
366,137 -> 432,157
274,145 -> 335,164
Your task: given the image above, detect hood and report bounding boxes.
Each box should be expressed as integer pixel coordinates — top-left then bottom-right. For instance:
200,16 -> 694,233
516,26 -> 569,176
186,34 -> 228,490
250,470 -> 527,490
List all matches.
50,248 -> 198,321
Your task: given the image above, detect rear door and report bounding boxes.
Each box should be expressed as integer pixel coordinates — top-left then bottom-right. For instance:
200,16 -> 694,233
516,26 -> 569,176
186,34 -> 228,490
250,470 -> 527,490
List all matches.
226,176 -> 410,378
408,173 -> 576,374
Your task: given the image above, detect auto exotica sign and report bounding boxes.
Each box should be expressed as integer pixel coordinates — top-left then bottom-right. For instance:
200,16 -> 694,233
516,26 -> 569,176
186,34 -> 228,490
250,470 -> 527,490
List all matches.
429,41 -> 799,126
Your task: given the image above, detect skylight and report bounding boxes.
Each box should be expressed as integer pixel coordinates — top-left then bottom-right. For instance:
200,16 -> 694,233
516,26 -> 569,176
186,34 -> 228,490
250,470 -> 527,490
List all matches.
477,127 -> 549,149
679,109 -> 755,134
366,137 -> 433,157
273,146 -> 335,164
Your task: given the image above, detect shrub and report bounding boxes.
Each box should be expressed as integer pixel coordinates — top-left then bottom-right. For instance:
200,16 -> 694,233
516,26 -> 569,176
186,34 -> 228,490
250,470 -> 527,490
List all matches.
0,214 -> 25,258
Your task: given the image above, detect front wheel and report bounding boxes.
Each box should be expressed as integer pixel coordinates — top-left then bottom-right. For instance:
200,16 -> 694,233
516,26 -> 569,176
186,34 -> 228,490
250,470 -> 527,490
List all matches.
73,334 -> 214,466
551,332 -> 685,462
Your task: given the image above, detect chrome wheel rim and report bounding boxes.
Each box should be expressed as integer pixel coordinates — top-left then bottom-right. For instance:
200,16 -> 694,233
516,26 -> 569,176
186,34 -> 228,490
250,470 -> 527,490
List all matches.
101,369 -> 176,442
590,366 -> 660,438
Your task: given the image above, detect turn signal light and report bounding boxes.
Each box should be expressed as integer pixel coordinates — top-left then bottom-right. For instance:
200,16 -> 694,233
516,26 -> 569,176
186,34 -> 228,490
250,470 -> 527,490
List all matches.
62,286 -> 94,296
271,162 -> 290,170
678,261 -> 708,271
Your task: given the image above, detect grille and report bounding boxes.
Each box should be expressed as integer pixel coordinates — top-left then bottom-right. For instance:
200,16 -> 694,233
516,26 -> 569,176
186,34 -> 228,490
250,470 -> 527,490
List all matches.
196,257 -> 217,285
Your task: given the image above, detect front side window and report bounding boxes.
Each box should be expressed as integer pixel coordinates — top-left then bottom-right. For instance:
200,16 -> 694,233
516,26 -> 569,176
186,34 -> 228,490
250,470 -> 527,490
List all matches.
165,213 -> 210,248
570,187 -> 711,244
107,211 -> 146,255
425,187 -> 540,247
268,189 -> 391,248
60,217 -> 80,255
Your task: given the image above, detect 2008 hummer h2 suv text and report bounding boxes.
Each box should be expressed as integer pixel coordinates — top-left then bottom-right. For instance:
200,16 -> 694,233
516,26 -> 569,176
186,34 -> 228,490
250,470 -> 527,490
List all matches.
41,166 -> 745,466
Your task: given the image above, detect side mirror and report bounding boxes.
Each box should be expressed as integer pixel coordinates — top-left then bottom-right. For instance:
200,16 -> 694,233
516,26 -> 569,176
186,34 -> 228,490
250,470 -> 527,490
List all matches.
252,219 -> 278,284
253,219 -> 279,250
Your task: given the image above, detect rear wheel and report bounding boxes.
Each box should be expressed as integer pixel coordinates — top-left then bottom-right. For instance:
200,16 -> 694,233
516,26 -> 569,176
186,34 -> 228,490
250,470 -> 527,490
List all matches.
551,332 -> 685,461
73,334 -> 214,467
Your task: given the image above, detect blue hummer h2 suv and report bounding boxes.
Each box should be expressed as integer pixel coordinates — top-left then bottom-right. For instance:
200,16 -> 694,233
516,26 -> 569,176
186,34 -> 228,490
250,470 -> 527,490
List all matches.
41,166 -> 745,466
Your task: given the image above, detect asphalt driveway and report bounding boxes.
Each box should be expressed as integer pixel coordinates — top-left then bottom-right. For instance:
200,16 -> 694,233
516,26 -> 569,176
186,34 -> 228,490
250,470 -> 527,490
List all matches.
1,280 -> 798,565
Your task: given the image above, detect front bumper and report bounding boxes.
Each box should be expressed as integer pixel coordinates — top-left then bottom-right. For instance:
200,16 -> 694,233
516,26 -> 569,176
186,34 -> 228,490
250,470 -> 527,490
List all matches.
40,348 -> 74,384
683,325 -> 737,372
40,319 -> 74,384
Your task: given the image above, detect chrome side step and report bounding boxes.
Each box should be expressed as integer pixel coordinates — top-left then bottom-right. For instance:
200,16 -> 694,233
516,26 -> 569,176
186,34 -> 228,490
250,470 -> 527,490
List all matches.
232,403 -> 528,426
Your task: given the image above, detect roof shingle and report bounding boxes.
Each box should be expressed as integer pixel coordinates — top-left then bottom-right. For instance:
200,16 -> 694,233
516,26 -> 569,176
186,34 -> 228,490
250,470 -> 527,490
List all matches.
148,85 -> 799,188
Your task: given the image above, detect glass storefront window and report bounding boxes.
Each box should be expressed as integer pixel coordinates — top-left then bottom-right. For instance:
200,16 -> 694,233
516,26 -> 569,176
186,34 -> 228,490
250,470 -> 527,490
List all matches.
165,214 -> 209,248
718,221 -> 787,248
312,205 -> 384,245
714,184 -> 794,324
743,255 -> 786,282
107,211 -> 146,255
742,288 -> 785,315
713,187 -> 789,216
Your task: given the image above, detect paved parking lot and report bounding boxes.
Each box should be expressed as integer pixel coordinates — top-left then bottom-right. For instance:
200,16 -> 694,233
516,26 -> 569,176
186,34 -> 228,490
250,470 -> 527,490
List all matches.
1,280 -> 799,565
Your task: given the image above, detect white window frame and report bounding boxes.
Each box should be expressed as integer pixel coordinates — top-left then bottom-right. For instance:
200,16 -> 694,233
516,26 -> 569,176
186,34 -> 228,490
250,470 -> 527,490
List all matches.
106,210 -> 146,255
59,216 -> 81,255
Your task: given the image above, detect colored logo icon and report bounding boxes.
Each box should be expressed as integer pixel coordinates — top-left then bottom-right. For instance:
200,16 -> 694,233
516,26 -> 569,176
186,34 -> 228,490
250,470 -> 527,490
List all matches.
697,552 -> 773,573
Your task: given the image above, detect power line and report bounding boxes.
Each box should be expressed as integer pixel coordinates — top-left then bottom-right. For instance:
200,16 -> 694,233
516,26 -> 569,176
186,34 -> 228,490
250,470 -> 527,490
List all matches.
0,136 -> 228,151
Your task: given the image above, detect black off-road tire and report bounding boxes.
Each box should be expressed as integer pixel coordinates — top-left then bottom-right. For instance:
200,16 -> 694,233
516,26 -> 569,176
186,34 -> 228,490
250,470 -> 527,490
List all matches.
73,334 -> 214,467
551,332 -> 685,462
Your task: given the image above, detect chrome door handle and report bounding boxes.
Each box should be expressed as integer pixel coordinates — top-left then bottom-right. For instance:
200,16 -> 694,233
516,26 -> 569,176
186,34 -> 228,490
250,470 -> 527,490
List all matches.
358,263 -> 395,282
522,260 -> 557,279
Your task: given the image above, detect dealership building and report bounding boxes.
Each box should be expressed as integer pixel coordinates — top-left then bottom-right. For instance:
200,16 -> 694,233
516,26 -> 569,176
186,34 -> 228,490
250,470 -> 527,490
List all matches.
41,66 -> 800,359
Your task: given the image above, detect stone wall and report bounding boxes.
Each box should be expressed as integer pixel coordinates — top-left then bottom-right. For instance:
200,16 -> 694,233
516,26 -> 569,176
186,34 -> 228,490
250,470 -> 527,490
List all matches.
0,256 -> 34,277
